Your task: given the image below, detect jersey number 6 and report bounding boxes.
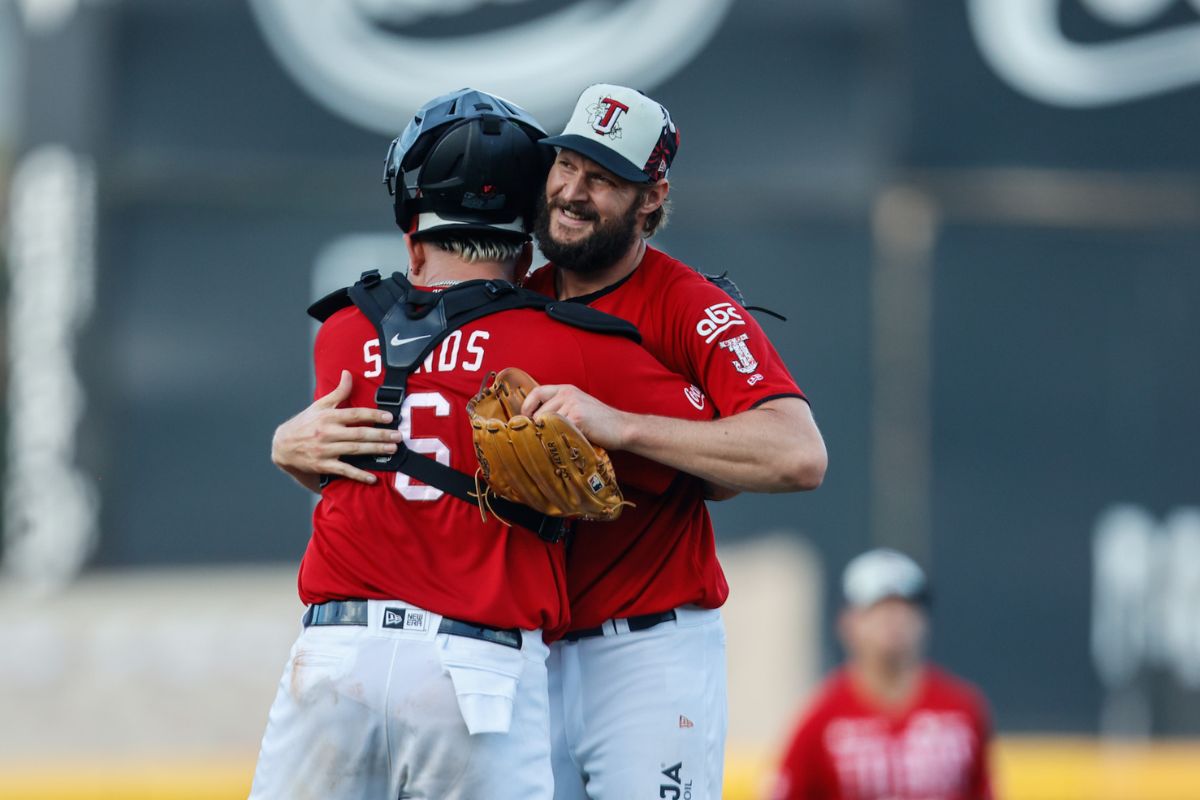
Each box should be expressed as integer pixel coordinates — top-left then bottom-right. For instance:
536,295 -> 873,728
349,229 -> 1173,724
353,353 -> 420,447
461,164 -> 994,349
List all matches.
394,391 -> 451,501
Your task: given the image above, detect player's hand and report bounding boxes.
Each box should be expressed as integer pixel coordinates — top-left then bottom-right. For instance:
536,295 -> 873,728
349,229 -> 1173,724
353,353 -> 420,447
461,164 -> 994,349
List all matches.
271,370 -> 402,486
519,384 -> 631,450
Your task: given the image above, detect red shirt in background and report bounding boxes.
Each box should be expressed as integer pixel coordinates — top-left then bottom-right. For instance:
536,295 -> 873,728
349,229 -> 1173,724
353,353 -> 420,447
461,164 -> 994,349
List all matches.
771,666 -> 994,800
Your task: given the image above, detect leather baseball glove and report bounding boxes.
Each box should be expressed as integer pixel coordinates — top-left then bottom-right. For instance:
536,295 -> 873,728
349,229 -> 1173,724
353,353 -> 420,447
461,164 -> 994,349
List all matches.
466,368 -> 629,522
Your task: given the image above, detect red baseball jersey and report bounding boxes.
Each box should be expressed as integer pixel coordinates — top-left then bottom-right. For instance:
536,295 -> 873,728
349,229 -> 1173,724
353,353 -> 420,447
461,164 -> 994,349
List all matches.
299,299 -> 713,639
770,666 -> 994,800
523,246 -> 806,629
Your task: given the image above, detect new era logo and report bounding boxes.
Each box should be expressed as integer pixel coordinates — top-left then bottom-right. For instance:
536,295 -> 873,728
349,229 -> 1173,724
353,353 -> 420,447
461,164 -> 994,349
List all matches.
382,607 -> 429,632
679,715 -> 694,728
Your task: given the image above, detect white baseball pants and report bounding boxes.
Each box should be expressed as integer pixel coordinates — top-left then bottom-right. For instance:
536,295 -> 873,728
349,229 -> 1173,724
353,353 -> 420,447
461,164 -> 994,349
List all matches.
249,599 -> 553,800
548,606 -> 728,800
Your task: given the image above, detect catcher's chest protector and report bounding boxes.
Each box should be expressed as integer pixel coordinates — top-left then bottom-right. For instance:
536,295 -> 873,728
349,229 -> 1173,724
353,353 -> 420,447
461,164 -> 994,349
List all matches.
307,270 -> 640,541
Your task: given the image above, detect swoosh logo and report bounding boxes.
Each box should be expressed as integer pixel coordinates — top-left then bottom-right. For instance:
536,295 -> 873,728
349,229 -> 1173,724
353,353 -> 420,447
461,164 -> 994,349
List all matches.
968,0 -> 1200,107
390,333 -> 431,347
249,0 -> 734,132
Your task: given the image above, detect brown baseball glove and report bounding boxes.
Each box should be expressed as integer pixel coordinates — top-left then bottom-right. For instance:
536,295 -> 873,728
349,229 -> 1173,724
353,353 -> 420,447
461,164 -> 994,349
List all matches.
466,368 -> 629,522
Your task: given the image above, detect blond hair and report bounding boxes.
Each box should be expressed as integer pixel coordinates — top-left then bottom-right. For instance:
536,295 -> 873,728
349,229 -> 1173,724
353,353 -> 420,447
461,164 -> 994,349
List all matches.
426,231 -> 526,264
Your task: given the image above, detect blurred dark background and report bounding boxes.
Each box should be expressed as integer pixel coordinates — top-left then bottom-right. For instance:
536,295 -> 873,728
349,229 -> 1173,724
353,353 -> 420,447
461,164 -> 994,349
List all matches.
3,0 -> 1198,738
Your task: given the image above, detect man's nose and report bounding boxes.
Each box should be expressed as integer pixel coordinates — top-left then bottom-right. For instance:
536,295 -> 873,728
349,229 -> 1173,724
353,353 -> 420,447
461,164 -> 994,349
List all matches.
557,172 -> 589,204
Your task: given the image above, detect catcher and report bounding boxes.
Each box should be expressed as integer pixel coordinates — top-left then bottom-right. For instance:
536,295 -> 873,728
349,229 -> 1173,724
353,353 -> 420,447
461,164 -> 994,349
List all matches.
249,88 -> 712,800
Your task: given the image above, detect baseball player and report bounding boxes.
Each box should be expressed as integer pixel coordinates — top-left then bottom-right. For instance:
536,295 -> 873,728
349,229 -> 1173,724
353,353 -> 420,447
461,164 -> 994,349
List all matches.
250,88 -> 712,800
770,549 -> 994,800
271,84 -> 828,799
515,84 -> 826,800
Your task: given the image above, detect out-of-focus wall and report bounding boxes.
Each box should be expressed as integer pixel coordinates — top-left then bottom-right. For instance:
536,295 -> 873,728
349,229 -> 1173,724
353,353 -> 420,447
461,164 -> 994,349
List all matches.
0,2 -> 18,148
1,0 -> 1199,757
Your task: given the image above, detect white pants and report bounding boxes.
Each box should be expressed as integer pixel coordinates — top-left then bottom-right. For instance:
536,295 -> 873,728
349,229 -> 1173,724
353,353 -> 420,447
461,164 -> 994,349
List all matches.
249,599 -> 553,800
548,607 -> 728,800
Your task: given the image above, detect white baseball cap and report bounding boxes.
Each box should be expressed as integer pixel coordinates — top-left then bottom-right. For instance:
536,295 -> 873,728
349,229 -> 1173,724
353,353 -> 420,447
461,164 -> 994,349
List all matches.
541,83 -> 680,184
842,548 -> 930,608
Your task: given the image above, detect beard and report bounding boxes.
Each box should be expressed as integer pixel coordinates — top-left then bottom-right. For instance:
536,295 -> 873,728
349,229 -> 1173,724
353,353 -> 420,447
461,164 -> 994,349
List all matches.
533,191 -> 641,275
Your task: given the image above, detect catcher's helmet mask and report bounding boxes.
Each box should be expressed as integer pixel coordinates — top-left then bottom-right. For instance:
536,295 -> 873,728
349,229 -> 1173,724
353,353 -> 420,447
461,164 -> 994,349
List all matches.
383,88 -> 551,240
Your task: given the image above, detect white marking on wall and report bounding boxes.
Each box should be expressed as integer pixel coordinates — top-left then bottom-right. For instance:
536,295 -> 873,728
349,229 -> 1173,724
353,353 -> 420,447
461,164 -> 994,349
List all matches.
4,145 -> 99,587
1092,505 -> 1200,734
968,0 -> 1200,107
249,0 -> 734,132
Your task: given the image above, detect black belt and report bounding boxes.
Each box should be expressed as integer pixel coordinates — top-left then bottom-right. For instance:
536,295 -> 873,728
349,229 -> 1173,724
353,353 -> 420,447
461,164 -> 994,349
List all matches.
303,600 -> 523,650
561,610 -> 677,642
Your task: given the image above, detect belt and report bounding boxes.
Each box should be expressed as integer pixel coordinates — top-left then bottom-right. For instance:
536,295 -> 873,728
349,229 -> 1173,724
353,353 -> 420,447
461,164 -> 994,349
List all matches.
561,610 -> 677,642
303,600 -> 523,650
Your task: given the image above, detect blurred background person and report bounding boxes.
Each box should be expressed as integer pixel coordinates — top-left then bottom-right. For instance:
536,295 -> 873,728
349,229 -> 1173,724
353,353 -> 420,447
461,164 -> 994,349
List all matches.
770,549 -> 993,800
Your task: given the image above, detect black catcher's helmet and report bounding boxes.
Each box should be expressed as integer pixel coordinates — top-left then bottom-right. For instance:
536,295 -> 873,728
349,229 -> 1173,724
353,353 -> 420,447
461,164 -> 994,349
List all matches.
383,88 -> 550,240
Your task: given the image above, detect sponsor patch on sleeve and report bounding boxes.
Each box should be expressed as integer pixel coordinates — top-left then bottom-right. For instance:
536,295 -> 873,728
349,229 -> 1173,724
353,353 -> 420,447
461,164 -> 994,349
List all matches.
696,302 -> 745,344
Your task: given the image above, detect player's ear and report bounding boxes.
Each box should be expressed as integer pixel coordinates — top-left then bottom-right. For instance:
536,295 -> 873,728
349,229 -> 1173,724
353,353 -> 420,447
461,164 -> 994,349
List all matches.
515,241 -> 533,278
405,234 -> 426,278
640,179 -> 669,215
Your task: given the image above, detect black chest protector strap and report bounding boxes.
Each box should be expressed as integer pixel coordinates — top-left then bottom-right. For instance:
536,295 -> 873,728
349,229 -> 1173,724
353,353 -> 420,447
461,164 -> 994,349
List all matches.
701,271 -> 787,322
308,270 -> 640,543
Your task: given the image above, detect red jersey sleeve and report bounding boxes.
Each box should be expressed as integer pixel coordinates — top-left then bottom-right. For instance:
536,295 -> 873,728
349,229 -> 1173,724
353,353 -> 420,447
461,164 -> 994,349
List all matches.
771,710 -> 835,800
569,328 -> 714,494
666,277 -> 805,417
